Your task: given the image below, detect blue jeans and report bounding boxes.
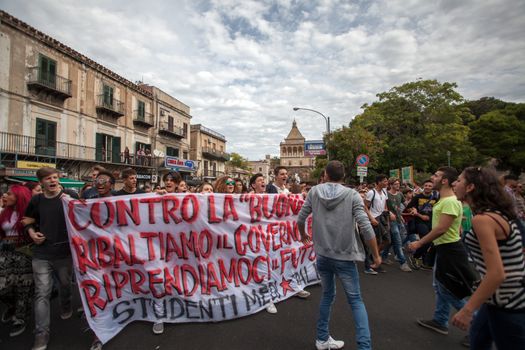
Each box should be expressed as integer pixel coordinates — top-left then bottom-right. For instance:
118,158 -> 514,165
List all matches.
32,257 -> 72,334
470,304 -> 525,350
381,221 -> 406,265
316,255 -> 372,350
432,262 -> 466,327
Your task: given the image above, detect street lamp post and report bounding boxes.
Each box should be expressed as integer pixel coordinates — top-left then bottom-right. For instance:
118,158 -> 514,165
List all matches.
293,107 -> 331,161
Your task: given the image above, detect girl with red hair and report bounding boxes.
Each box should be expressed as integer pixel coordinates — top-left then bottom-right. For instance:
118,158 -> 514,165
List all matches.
0,184 -> 33,337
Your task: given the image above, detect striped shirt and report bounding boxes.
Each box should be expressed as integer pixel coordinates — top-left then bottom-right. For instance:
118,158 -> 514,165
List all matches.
464,212 -> 525,310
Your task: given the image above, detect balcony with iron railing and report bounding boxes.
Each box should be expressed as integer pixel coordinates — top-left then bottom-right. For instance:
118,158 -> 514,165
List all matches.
133,110 -> 154,128
96,94 -> 125,117
191,124 -> 226,142
0,131 -> 157,168
202,147 -> 230,161
27,67 -> 72,99
0,131 -> 95,161
159,121 -> 185,139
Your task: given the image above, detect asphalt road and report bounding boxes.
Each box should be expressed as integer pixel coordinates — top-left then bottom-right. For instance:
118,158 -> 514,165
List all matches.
1,262 -> 470,350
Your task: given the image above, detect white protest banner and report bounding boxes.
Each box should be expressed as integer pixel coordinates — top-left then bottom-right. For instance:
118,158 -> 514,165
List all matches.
62,193 -> 318,344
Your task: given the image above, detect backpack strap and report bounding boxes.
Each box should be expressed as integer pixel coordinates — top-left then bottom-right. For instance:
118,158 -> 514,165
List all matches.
369,189 -> 376,209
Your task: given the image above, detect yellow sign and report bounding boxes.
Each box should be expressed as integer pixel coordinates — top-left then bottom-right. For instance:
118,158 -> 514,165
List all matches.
16,161 -> 56,169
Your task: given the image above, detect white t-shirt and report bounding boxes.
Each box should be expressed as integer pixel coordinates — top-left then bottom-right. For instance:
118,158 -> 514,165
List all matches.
273,183 -> 289,194
1,212 -> 18,237
366,188 -> 387,218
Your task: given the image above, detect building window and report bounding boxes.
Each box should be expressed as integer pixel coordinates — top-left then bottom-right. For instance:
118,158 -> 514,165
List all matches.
135,142 -> 151,166
259,167 -> 262,172
102,84 -> 114,107
183,123 -> 188,138
183,151 -> 188,159
96,133 -> 121,163
289,161 -> 292,166
166,147 -> 179,157
168,116 -> 174,131
204,160 -> 209,176
299,160 -> 303,166
35,118 -> 57,156
38,54 -> 57,87
137,100 -> 145,120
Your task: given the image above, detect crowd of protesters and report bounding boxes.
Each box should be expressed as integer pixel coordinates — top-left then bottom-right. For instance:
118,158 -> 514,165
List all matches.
0,162 -> 523,350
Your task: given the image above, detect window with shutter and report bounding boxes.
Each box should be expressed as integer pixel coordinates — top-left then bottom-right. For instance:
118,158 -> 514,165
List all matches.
138,101 -> 145,120
38,54 -> 57,88
35,118 -> 57,156
103,85 -> 114,107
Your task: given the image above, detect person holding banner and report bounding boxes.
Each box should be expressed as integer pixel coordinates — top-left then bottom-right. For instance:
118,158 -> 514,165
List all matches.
23,167 -> 74,350
249,173 -> 279,314
249,173 -> 267,195
91,170 -> 115,198
156,171 -> 181,194
114,168 -> 145,196
148,170 -> 183,334
266,166 -> 289,194
215,176 -> 236,194
234,178 -> 248,194
298,161 -> 381,350
265,167 -> 312,300
82,165 -> 106,199
198,182 -> 214,194
85,170 -> 118,350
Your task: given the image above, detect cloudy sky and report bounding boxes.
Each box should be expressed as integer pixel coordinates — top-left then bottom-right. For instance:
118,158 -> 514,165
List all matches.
2,0 -> 524,159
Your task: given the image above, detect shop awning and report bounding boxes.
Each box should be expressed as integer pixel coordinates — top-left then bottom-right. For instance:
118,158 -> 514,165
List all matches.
6,176 -> 85,188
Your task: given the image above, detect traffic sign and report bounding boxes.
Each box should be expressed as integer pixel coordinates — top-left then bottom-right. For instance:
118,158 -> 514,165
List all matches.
356,154 -> 369,166
357,165 -> 368,179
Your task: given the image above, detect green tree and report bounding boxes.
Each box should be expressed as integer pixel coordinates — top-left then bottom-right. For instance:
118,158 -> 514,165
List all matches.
463,97 -> 510,120
311,158 -> 328,181
326,125 -> 382,182
352,79 -> 478,173
469,110 -> 525,173
227,152 -> 250,169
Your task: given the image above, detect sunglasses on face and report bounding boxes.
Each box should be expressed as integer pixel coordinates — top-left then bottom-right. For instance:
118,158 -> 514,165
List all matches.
95,178 -> 112,185
226,180 -> 235,185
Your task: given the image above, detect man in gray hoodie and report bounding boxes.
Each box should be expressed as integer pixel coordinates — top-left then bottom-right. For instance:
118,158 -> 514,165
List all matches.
298,160 -> 381,350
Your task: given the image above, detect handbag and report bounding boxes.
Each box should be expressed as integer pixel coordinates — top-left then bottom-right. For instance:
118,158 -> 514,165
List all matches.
435,242 -> 480,299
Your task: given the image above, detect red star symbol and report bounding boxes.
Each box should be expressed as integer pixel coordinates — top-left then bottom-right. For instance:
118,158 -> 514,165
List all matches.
280,277 -> 295,297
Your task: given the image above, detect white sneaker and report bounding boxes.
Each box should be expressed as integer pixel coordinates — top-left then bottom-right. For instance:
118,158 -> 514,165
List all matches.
295,290 -> 311,298
152,322 -> 164,334
316,336 -> 344,349
400,263 -> 412,272
266,302 -> 277,314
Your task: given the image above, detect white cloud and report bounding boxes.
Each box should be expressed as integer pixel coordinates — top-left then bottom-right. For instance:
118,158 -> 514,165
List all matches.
2,0 -> 524,160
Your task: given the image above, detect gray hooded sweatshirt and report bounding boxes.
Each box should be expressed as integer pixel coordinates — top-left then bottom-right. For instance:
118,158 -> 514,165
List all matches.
297,182 -> 375,261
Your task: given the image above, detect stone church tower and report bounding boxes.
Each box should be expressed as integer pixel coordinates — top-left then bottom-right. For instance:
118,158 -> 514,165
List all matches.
279,120 -> 314,181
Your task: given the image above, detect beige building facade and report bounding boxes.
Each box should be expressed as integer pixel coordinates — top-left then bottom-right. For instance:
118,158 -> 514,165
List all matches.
248,155 -> 272,183
279,120 -> 314,181
139,84 -> 193,178
0,10 -> 197,188
190,124 -> 229,181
